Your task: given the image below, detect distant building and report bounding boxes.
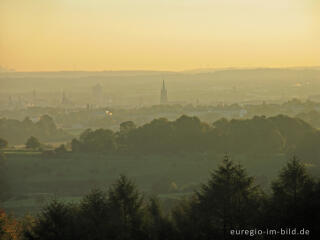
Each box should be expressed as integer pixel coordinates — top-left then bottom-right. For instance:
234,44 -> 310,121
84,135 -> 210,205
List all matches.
61,91 -> 73,106
92,84 -> 103,105
160,80 -> 168,104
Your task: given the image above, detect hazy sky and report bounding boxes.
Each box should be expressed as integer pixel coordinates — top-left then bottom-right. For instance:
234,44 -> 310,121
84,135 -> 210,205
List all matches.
0,0 -> 319,71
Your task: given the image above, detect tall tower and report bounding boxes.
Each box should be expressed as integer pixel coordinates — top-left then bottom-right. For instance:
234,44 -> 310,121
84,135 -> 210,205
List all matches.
160,80 -> 168,104
92,83 -> 103,106
61,91 -> 69,105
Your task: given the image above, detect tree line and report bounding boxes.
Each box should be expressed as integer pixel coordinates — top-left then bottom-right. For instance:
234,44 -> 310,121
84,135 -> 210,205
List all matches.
0,115 -> 69,145
1,156 -> 319,239
71,115 -> 319,162
2,114 -> 319,162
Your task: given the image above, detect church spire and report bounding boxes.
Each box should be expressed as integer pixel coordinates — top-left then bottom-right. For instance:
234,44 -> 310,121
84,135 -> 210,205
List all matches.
160,78 -> 168,104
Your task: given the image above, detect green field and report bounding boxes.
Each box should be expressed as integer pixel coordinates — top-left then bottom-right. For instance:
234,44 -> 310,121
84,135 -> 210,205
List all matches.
2,150 -> 291,216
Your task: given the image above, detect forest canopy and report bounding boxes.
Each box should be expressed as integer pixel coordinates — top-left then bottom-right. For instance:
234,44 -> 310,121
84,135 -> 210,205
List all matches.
71,115 -> 318,162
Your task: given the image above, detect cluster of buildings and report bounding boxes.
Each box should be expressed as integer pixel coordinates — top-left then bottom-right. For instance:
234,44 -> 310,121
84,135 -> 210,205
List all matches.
2,79 -> 169,111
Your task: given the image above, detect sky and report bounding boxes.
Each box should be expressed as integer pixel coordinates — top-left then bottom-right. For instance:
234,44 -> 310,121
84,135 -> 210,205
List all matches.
0,0 -> 319,71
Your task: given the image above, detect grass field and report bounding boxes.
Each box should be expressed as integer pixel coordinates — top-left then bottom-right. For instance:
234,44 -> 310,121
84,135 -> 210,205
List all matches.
2,150 -> 292,216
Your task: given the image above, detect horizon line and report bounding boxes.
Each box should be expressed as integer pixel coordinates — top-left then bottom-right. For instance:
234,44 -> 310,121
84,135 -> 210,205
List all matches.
1,65 -> 320,74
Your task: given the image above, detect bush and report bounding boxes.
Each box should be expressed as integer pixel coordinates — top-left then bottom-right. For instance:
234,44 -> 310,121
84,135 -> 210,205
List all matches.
25,136 -> 41,150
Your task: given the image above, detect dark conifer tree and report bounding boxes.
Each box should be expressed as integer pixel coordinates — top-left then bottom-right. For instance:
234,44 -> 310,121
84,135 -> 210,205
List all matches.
173,155 -> 263,240
145,197 -> 175,240
265,156 -> 319,238
24,200 -> 79,240
107,175 -> 146,240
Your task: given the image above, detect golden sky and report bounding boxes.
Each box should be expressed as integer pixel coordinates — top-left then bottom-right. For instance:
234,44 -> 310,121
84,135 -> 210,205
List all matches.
0,0 -> 319,71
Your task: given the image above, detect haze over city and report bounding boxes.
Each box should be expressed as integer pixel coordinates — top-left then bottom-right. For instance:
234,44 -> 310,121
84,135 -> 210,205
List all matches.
1,1 -> 320,240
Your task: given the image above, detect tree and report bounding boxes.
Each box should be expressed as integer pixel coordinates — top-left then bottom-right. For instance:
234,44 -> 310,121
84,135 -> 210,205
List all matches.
36,115 -> 57,133
71,138 -> 81,152
295,131 -> 320,164
126,118 -> 176,154
25,136 -> 41,150
145,197 -> 175,240
117,121 -> 137,152
24,200 -> 79,240
78,189 -> 110,240
268,156 -> 315,227
107,175 -> 146,240
173,155 -> 263,239
0,209 -> 22,240
0,138 -> 8,149
120,121 -> 136,133
78,128 -> 117,152
0,210 -> 5,239
0,116 -> 68,146
0,152 -> 9,202
173,115 -> 210,152
172,197 -> 200,240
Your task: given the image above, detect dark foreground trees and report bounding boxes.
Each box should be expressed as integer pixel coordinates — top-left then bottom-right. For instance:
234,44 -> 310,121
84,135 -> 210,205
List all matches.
0,152 -> 9,202
172,155 -> 263,240
264,156 -> 320,238
24,176 -> 152,240
0,209 -> 21,240
21,156 -> 320,240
